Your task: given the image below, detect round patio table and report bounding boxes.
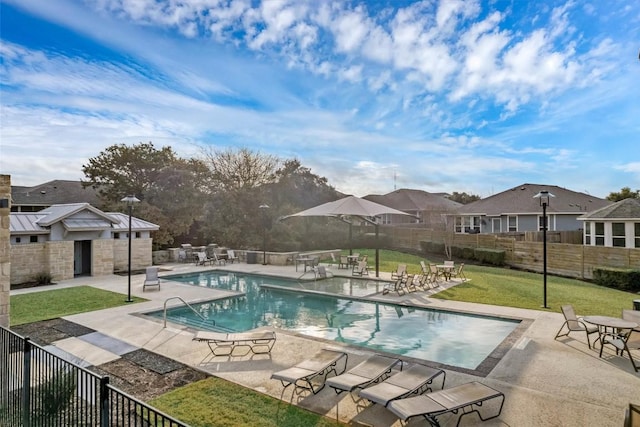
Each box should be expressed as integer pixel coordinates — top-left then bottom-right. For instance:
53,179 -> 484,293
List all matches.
583,316 -> 638,350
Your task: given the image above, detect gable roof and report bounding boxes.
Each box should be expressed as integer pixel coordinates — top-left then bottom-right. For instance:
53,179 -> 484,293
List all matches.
35,203 -> 118,227
11,180 -> 100,207
577,198 -> 640,220
456,183 -> 611,216
363,188 -> 462,211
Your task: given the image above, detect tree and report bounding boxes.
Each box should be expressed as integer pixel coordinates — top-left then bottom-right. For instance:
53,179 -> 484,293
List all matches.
447,191 -> 481,204
81,142 -> 210,247
606,187 -> 640,202
200,146 -> 280,191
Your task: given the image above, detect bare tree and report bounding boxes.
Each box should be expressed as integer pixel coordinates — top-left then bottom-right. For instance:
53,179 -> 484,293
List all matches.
200,147 -> 280,191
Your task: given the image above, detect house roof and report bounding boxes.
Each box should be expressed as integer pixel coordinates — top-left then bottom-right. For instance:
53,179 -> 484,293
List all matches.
577,198 -> 640,220
363,188 -> 462,212
455,183 -> 611,216
10,203 -> 159,234
11,180 -> 100,207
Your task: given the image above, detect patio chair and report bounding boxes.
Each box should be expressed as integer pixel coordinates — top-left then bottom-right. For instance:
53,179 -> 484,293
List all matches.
554,304 -> 599,348
599,327 -> 639,372
143,266 -> 160,291
383,274 -> 415,296
352,260 -> 369,276
359,363 -> 446,407
429,263 -> 442,286
339,255 -> 350,269
270,348 -> 348,396
326,354 -> 401,395
391,264 -> 407,280
193,330 -> 276,356
226,250 -> 238,263
451,263 -> 467,281
386,381 -> 505,426
195,251 -> 213,266
313,265 -> 334,279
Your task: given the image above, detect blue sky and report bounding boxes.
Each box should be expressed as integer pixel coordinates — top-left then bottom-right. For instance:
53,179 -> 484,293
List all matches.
1,0 -> 638,199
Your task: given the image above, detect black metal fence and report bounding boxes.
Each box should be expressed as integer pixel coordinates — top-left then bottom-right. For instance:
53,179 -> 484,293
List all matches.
0,326 -> 189,426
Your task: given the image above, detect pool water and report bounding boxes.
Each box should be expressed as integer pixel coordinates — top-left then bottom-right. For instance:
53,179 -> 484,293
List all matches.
153,271 -> 520,370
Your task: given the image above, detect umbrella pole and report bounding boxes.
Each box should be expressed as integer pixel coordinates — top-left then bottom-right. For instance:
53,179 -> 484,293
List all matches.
375,224 -> 379,278
349,222 -> 353,255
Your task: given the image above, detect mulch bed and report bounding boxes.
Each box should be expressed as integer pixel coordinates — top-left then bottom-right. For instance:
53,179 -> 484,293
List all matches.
11,319 -> 209,401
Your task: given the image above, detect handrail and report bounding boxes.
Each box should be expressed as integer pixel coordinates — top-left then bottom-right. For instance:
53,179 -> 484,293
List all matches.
163,296 -> 215,328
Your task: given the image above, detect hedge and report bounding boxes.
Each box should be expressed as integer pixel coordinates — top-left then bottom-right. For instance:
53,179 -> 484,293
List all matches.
592,268 -> 640,292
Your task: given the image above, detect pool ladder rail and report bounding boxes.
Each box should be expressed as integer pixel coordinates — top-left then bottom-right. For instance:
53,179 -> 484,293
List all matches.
163,296 -> 216,329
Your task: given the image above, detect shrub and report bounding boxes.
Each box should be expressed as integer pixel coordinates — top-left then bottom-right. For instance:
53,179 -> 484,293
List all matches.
592,268 -> 640,292
474,248 -> 506,266
34,273 -> 54,286
419,241 -> 445,255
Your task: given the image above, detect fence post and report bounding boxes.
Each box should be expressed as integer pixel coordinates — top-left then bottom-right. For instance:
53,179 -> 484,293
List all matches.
22,337 -> 31,427
100,376 -> 110,427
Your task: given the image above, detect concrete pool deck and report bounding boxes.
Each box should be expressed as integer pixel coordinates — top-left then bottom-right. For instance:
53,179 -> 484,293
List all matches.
11,262 -> 640,426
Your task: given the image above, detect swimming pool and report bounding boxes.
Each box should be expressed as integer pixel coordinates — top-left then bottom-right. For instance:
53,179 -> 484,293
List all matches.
153,271 -> 520,370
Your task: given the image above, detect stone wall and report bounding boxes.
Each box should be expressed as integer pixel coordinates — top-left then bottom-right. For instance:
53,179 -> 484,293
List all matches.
92,239 -> 115,276
10,243 -> 48,284
0,175 -> 10,327
46,241 -> 74,282
113,238 -> 153,272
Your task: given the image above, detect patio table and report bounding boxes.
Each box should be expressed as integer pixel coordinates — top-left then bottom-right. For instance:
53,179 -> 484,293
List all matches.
295,257 -> 315,272
436,264 -> 454,280
583,316 -> 638,350
346,255 -> 359,266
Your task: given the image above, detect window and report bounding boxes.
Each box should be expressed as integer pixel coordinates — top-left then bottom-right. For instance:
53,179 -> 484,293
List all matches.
114,232 -> 120,239
508,216 -> 517,232
455,217 -> 463,233
30,236 -> 38,243
612,223 -> 626,247
595,222 -> 604,246
635,223 -> 640,248
15,237 -> 21,243
585,222 -> 591,245
538,215 -> 547,231
135,232 -> 141,238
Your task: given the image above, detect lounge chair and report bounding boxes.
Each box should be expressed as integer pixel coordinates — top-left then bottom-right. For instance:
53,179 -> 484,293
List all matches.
143,266 -> 160,291
271,348 -> 348,396
325,354 -> 401,395
386,381 -> 505,426
383,274 -> 415,296
352,260 -> 369,276
391,264 -> 407,280
212,251 -> 226,266
359,363 -> 446,407
429,263 -> 442,286
195,251 -> 213,266
554,304 -> 599,348
599,327 -> 639,372
226,250 -> 238,263
193,330 -> 276,356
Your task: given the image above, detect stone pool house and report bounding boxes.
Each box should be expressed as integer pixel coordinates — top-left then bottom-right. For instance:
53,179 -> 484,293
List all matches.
4,177 -> 158,286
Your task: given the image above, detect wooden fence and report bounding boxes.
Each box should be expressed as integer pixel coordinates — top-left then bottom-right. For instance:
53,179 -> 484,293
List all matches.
382,226 -> 640,280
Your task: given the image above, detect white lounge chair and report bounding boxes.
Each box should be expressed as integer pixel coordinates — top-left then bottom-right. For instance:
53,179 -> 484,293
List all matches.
193,330 -> 276,356
143,266 -> 160,291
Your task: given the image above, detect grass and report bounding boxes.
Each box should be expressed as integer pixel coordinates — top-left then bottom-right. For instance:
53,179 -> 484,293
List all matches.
149,377 -> 345,427
342,248 -> 638,318
9,286 -> 145,326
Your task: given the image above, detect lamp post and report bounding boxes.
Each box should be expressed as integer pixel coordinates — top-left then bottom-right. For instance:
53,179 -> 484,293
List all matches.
533,190 -> 555,309
259,204 -> 269,265
121,195 -> 140,302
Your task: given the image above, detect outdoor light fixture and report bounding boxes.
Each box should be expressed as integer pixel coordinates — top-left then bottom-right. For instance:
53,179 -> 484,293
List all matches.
259,204 -> 270,265
533,190 -> 555,309
121,195 -> 140,302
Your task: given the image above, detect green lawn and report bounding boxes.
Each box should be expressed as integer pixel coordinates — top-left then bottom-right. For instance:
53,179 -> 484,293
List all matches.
9,286 -> 145,326
149,377 -> 345,427
342,248 -> 638,318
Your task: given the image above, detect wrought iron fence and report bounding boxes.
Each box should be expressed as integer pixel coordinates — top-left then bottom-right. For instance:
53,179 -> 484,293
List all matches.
0,326 -> 189,426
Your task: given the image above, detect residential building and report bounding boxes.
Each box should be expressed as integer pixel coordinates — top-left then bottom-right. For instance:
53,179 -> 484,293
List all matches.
578,198 -> 640,248
453,183 -> 611,234
11,180 -> 100,212
364,189 -> 462,228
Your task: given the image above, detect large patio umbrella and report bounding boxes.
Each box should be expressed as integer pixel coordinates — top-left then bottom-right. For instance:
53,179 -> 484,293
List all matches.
282,195 -> 415,277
